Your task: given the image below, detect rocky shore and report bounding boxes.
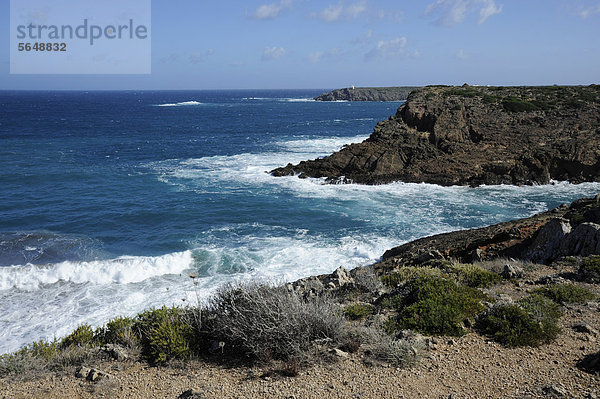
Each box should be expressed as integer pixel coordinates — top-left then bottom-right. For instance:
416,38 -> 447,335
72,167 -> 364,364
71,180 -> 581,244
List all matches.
2,194 -> 600,398
314,87 -> 419,102
273,85 -> 600,186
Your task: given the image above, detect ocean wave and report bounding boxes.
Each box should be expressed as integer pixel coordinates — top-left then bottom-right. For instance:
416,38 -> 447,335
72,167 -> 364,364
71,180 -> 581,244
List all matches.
281,98 -> 316,102
155,101 -> 204,107
0,230 -> 395,354
0,250 -> 194,291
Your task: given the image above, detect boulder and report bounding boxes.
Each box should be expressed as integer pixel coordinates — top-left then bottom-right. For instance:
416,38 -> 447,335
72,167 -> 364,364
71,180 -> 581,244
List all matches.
524,218 -> 572,263
501,264 -> 524,279
562,222 -> 600,257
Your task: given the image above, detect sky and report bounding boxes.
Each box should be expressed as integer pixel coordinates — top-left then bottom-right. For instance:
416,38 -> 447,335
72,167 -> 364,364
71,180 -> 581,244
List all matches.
1,0 -> 599,90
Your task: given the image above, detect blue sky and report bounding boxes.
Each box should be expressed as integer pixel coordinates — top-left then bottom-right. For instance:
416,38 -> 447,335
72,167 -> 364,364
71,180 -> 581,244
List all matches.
1,0 -> 599,89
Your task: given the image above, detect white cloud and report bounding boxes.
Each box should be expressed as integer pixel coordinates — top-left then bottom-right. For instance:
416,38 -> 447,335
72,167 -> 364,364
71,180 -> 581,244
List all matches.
308,51 -> 323,64
346,3 -> 367,18
456,49 -> 468,60
478,0 -> 502,23
365,37 -> 407,60
307,48 -> 342,63
262,46 -> 287,61
314,2 -> 367,22
424,0 -> 502,26
250,0 -> 292,20
318,4 -> 344,21
579,3 -> 600,18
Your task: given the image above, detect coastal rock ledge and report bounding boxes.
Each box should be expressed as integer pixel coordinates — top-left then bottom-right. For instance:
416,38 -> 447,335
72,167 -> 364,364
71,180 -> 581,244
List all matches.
273,85 -> 600,186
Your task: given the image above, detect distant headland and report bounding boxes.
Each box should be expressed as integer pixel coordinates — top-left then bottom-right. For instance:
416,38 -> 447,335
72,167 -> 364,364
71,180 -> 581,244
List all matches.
314,86 -> 420,102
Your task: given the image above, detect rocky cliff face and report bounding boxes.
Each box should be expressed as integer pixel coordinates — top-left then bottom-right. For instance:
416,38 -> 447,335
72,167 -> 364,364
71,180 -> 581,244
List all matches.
274,85 -> 600,186
314,87 -> 419,102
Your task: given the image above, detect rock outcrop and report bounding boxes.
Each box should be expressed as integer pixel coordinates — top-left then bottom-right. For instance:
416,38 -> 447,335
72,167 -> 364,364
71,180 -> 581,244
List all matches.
314,87 -> 419,102
374,194 -> 600,271
273,85 -> 600,186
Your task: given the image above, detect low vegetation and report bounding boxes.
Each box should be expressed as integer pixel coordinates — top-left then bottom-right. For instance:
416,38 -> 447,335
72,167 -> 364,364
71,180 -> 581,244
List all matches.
343,303 -> 375,320
0,283 -> 348,378
207,282 -> 345,362
2,253 -> 596,381
579,255 -> 600,283
477,294 -> 561,347
386,276 -> 488,336
533,283 -> 595,304
381,263 -> 499,289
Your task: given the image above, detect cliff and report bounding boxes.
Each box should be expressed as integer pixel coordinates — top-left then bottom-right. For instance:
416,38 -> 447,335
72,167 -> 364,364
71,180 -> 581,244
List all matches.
314,87 -> 419,101
274,85 -> 600,186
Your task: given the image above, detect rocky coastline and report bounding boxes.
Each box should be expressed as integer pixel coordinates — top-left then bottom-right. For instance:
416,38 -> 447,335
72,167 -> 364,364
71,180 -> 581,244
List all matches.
3,85 -> 600,397
314,86 -> 419,102
3,194 -> 600,398
274,85 -> 600,186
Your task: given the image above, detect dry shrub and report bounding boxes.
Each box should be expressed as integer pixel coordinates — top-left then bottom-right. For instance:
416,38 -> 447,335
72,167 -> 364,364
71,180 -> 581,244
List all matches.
206,282 -> 345,362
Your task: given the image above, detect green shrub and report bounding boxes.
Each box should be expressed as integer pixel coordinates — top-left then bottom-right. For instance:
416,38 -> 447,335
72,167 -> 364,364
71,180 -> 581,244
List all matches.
381,264 -> 500,289
0,351 -> 34,377
0,339 -> 58,377
0,337 -> 92,378
134,306 -> 195,364
343,304 -> 375,320
24,339 -> 60,361
477,294 -> 561,347
96,316 -> 137,347
533,283 -> 595,304
381,267 -> 443,288
60,324 -> 95,348
448,263 -> 501,288
579,256 -> 600,283
389,276 -> 487,336
502,97 -> 540,112
482,94 -> 498,104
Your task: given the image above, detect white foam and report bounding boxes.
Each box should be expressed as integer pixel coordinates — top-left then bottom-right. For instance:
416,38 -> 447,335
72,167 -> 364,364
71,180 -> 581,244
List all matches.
278,134 -> 367,152
0,230 -> 395,354
0,251 -> 194,291
281,98 -> 316,102
155,101 -> 203,107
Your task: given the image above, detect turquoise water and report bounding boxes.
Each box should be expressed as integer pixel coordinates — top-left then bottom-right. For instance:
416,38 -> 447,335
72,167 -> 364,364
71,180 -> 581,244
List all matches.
1,89 -> 599,353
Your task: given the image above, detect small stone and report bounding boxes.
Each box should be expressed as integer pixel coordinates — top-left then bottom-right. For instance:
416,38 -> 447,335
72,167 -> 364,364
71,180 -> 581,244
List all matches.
75,366 -> 91,379
87,369 -> 101,382
572,322 -> 599,336
178,388 -> 205,399
330,348 -> 349,358
541,383 -> 567,397
502,264 -> 523,279
102,344 -> 128,361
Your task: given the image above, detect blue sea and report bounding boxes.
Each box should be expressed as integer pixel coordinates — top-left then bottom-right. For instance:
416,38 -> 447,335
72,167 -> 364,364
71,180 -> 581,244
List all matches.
1,89 -> 599,354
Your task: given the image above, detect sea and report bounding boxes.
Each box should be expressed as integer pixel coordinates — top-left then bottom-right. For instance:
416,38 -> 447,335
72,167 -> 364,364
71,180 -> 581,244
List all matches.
1,89 -> 599,354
